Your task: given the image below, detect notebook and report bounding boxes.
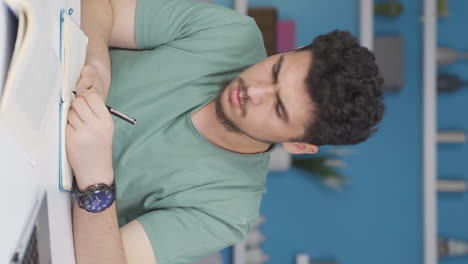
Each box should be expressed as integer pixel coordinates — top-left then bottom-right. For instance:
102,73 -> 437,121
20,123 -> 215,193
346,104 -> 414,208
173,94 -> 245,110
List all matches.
58,10 -> 88,191
0,0 -> 62,163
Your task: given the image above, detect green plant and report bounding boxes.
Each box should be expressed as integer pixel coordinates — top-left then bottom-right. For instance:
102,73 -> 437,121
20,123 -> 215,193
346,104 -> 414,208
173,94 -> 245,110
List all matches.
292,155 -> 348,191
374,1 -> 404,17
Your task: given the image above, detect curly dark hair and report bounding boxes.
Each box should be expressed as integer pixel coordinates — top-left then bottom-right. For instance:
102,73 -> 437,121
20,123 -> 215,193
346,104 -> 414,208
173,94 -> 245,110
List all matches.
292,30 -> 385,146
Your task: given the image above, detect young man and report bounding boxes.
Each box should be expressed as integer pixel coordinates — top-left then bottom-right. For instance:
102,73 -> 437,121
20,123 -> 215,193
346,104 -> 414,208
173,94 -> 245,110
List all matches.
67,0 -> 384,263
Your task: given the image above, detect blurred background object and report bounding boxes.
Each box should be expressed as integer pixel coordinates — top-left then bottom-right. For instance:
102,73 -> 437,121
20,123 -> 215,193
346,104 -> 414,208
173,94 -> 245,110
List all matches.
296,253 -> 339,264
374,1 -> 404,17
437,73 -> 468,92
268,146 -> 291,172
374,35 -> 405,91
0,3 -> 18,99
437,47 -> 468,66
190,253 -> 224,264
437,130 -> 466,144
233,216 -> 268,264
437,179 -> 467,193
269,146 -> 352,192
276,20 -> 296,53
437,0 -> 450,17
248,8 -> 277,56
292,154 -> 349,192
438,238 -> 468,257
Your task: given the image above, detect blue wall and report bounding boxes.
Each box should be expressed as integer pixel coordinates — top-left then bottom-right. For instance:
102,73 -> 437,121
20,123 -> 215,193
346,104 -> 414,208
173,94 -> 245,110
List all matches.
210,0 -> 467,263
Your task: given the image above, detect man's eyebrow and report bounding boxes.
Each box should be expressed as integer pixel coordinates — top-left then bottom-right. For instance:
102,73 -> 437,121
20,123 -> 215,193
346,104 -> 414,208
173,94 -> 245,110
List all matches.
273,55 -> 289,123
272,55 -> 285,82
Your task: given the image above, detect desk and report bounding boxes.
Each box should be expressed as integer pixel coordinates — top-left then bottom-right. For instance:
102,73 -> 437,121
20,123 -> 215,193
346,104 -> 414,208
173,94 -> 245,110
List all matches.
0,0 -> 80,263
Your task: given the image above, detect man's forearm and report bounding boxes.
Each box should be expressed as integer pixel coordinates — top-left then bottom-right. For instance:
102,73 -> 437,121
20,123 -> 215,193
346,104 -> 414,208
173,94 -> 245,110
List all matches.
73,201 -> 126,264
81,0 -> 114,99
72,167 -> 125,263
73,3 -> 123,262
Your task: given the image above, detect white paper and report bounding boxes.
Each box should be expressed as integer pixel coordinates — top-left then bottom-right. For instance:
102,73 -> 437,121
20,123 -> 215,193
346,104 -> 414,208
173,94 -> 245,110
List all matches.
0,0 -> 62,163
59,13 -> 88,191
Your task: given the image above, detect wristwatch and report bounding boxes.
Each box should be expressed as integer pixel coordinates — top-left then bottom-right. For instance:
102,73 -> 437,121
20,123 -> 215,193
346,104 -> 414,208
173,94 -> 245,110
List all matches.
73,180 -> 116,213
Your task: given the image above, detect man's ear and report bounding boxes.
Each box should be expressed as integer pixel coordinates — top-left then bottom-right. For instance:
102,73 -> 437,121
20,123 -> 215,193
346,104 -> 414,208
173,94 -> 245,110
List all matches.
282,142 -> 318,154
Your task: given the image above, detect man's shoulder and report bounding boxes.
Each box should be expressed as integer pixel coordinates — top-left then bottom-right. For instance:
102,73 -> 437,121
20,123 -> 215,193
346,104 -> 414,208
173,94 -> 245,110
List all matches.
228,16 -> 264,44
202,16 -> 267,68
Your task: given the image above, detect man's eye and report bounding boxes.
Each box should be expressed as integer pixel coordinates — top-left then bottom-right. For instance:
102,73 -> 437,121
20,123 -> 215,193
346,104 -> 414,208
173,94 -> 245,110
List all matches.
276,102 -> 282,118
274,66 -> 279,82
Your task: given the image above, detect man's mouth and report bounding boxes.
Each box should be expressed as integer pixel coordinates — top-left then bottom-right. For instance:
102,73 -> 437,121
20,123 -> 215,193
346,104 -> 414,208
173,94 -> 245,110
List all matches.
230,84 -> 242,109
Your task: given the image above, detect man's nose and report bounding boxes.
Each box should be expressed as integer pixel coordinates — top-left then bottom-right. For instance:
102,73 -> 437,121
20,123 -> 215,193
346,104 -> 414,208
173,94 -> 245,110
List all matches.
247,82 -> 276,105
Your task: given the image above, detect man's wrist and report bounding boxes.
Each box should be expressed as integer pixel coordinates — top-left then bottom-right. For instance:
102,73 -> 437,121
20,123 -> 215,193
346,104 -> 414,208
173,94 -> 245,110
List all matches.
82,62 -> 111,100
74,182 -> 116,213
75,171 -> 114,192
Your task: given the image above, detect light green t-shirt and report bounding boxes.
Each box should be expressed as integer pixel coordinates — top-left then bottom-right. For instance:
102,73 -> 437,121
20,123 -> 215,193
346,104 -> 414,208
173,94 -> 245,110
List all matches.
106,0 -> 271,263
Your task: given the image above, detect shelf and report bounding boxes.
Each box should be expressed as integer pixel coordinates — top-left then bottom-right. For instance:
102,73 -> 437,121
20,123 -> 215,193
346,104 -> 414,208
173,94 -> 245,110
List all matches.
360,0 -> 374,50
422,0 -> 437,264
234,0 -> 248,15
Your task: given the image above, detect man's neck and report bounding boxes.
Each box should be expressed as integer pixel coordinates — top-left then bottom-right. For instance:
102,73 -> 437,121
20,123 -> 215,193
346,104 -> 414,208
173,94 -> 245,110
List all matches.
192,101 -> 271,154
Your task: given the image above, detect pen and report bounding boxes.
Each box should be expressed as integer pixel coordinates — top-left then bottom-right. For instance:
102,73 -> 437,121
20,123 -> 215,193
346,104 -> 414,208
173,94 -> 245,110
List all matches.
72,91 -> 137,125
106,105 -> 137,125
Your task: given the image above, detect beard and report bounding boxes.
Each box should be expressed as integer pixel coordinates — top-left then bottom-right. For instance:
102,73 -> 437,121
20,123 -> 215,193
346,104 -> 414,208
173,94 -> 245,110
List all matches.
214,78 -> 243,134
214,78 -> 277,146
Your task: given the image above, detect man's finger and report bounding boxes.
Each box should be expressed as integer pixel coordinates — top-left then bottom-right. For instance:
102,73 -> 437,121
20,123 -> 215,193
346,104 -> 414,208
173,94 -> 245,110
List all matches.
66,121 -> 76,133
81,92 -> 110,120
76,86 -> 99,96
71,97 -> 97,122
75,76 -> 94,92
67,108 -> 84,129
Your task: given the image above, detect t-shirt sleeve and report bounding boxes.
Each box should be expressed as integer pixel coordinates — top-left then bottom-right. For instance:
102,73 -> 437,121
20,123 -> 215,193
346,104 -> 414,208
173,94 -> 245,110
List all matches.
135,0 -> 256,50
137,207 -> 252,264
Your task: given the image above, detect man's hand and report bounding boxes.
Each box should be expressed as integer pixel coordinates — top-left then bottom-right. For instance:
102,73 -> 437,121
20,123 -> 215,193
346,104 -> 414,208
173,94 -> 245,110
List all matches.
75,64 -> 109,100
66,86 -> 114,190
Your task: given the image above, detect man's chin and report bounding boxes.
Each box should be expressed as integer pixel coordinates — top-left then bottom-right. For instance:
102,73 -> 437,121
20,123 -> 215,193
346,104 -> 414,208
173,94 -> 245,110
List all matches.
214,98 -> 242,134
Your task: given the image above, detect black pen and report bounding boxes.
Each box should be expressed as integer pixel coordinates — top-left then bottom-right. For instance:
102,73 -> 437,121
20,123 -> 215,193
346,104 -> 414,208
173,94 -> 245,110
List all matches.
72,91 -> 137,125
106,105 -> 137,125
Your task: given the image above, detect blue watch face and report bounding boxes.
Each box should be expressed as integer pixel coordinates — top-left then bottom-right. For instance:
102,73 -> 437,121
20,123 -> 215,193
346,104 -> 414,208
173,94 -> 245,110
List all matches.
83,189 -> 114,213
